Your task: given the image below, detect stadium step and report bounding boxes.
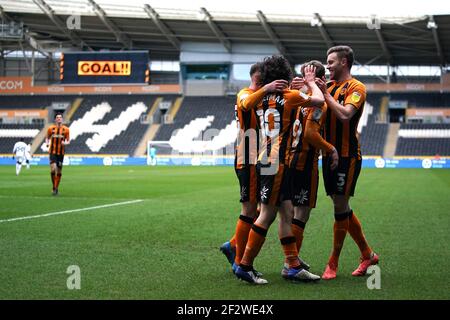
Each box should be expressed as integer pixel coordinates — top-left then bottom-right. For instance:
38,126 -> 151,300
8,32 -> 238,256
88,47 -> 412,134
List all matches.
383,123 -> 400,158
134,124 -> 161,156
65,98 -> 84,122
167,97 -> 184,122
30,123 -> 50,155
133,97 -> 164,156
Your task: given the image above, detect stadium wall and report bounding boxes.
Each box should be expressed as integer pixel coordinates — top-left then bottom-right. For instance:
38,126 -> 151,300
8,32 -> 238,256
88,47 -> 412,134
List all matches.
0,155 -> 448,169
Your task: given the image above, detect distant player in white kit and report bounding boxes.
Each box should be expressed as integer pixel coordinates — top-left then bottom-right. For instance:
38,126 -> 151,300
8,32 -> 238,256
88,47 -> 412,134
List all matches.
12,138 -> 27,176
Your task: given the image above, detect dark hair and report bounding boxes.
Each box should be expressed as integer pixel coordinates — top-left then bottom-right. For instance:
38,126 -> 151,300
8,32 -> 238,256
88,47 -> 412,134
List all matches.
249,62 -> 261,77
301,60 -> 326,78
327,45 -> 354,70
260,55 -> 293,85
54,112 -> 63,119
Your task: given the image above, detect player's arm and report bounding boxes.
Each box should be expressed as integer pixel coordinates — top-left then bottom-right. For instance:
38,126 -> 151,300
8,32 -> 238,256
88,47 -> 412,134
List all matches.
62,129 -> 70,145
317,78 -> 363,122
302,65 -> 324,107
304,107 -> 338,170
304,119 -> 334,154
240,80 -> 288,111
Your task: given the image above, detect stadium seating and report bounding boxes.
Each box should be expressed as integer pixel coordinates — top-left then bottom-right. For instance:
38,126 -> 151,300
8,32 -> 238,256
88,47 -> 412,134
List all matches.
65,95 -> 159,155
153,96 -> 236,154
0,94 -> 183,156
359,94 -> 389,155
396,138 -> 450,156
1,93 -> 449,157
153,95 -> 391,156
400,123 -> 450,130
396,122 -> 450,155
0,123 -> 43,154
0,94 -> 73,154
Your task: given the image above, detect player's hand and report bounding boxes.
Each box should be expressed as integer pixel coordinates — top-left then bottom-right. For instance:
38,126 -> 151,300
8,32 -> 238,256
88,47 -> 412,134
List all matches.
303,65 -> 317,84
263,79 -> 288,93
315,77 -> 328,94
330,147 -> 339,170
290,77 -> 305,90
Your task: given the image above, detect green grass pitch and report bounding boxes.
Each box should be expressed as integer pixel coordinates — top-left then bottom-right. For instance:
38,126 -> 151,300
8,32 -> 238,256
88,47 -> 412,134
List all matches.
0,165 -> 449,299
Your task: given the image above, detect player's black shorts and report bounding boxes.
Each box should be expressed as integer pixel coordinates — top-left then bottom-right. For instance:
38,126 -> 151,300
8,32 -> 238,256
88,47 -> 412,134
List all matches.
235,165 -> 259,203
290,161 -> 319,208
50,154 -> 64,169
258,163 -> 291,207
322,156 -> 362,197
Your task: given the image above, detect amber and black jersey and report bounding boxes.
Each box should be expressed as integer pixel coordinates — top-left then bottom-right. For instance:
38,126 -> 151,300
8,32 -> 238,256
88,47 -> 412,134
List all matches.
288,104 -> 333,171
235,88 -> 260,169
47,125 -> 70,155
256,90 -> 311,167
324,78 -> 366,159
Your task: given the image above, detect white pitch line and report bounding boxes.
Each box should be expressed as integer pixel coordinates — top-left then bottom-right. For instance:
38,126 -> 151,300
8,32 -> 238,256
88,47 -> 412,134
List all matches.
0,194 -> 138,202
0,199 -> 144,224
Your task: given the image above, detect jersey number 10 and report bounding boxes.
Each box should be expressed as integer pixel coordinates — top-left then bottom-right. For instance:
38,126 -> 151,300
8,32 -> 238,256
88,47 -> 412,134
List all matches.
256,108 -> 280,139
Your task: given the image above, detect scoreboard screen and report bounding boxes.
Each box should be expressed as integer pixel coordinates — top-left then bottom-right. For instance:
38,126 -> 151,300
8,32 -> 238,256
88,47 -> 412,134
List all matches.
60,51 -> 150,84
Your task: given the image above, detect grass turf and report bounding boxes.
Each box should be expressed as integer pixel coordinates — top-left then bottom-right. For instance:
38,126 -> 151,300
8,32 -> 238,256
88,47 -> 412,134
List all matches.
0,165 -> 449,299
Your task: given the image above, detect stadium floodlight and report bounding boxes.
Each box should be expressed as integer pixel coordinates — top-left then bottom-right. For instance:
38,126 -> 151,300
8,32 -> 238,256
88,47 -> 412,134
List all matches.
310,16 -> 322,27
196,9 -> 207,21
427,20 -> 438,29
367,14 -> 381,30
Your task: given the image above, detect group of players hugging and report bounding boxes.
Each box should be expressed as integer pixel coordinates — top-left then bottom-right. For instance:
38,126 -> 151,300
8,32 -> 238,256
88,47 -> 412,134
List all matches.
220,45 -> 379,284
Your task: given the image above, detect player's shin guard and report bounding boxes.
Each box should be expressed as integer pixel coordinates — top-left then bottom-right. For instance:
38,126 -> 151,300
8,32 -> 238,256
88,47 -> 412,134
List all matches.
51,173 -> 56,189
348,210 -> 372,259
55,173 -> 62,189
291,219 -> 306,256
330,212 -> 350,265
240,224 -> 267,269
280,236 -> 300,269
234,215 -> 254,265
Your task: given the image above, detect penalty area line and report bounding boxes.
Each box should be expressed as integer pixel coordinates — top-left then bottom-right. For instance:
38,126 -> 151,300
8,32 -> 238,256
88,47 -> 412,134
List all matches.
0,199 -> 144,224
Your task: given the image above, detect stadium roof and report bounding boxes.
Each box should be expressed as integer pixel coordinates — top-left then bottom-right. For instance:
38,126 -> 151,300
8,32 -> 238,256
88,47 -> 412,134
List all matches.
0,0 -> 449,66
